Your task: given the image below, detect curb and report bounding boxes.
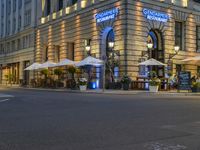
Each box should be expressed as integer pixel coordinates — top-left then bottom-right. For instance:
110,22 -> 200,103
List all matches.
1,86 -> 200,97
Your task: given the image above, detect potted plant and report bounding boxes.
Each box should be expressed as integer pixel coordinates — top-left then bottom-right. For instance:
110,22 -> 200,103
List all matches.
191,82 -> 200,93
67,66 -> 77,89
121,74 -> 132,90
54,68 -> 63,88
78,78 -> 87,91
148,71 -> 161,93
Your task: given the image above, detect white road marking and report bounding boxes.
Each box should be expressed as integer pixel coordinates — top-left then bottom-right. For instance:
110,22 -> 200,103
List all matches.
0,99 -> 10,103
145,142 -> 187,150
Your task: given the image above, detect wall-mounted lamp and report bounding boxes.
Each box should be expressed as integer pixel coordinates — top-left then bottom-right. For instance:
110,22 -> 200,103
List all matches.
169,45 -> 180,60
142,41 -> 154,58
108,41 -> 115,49
85,39 -> 91,56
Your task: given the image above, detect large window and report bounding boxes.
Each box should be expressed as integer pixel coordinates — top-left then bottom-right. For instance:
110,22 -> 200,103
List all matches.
46,0 -> 51,16
67,42 -> 75,61
58,0 -> 63,11
197,26 -> 200,52
175,21 -> 184,50
54,46 -> 60,62
24,9 -> 31,27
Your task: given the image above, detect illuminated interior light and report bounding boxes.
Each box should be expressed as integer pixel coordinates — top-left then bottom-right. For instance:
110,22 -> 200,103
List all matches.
66,7 -> 70,14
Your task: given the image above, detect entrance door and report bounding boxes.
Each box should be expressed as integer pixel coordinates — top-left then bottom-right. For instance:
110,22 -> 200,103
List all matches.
148,30 -> 165,78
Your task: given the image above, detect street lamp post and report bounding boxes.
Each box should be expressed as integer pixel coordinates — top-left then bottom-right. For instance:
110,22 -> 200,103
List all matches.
168,46 -> 180,61
141,41 -> 153,59
167,45 -> 180,75
85,45 -> 91,56
147,42 -> 153,59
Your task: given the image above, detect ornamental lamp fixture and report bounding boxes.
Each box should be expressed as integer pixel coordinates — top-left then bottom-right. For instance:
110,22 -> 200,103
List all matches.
85,45 -> 91,52
174,45 -> 180,53
147,42 -> 153,49
168,45 -> 180,61
108,41 -> 115,49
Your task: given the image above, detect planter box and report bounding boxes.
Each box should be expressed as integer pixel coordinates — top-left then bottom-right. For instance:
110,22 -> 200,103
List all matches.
191,87 -> 200,93
79,85 -> 87,91
149,86 -> 159,93
122,83 -> 130,90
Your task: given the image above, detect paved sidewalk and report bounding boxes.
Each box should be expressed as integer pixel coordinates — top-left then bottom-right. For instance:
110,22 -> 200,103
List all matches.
1,86 -> 200,97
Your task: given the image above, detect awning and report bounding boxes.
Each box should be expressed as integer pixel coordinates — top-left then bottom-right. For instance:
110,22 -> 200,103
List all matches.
76,56 -> 104,67
139,58 -> 166,66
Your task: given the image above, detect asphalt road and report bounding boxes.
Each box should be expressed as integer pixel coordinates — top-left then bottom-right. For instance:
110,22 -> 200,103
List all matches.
0,89 -> 200,150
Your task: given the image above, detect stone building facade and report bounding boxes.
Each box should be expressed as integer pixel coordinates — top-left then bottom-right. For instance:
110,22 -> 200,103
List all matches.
36,0 -> 200,87
0,0 -> 38,85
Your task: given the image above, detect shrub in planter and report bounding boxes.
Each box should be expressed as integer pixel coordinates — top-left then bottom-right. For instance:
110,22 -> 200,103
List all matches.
67,66 -> 76,79
54,68 -> 63,88
191,82 -> 200,92
149,78 -> 161,93
121,74 -> 132,90
78,78 -> 87,91
148,71 -> 161,93
40,69 -> 49,76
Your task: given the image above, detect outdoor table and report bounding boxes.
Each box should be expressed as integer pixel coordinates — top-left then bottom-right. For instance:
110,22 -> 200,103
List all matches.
132,77 -> 169,91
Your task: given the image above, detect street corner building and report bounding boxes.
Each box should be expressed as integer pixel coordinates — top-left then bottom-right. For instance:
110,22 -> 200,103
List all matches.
0,0 -> 38,85
1,0 -> 200,86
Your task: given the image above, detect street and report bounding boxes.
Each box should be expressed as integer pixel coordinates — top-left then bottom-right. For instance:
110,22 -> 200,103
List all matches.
0,89 -> 200,150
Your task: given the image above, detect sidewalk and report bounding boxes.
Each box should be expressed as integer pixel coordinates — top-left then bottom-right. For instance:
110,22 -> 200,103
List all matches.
1,85 -> 200,97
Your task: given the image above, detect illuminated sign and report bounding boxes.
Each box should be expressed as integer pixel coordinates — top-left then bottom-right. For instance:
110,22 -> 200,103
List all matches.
95,8 -> 119,23
143,8 -> 170,22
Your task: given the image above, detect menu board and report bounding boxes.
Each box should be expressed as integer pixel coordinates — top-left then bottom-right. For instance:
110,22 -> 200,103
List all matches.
178,71 -> 191,90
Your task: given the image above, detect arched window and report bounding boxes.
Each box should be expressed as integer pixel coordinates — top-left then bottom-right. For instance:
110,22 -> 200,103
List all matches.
106,29 -> 115,52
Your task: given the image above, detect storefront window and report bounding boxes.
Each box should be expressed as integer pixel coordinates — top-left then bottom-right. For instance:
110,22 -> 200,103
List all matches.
196,26 -> 200,52
175,21 -> 183,50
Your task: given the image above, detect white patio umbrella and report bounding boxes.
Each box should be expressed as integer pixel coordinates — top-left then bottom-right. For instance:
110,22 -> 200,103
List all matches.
76,56 -> 105,91
38,61 -> 57,69
139,58 -> 166,66
76,56 -> 103,67
24,63 -> 41,71
55,59 -> 75,67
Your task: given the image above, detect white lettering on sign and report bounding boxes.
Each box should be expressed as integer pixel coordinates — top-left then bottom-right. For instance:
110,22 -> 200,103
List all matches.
143,8 -> 170,23
95,8 -> 119,23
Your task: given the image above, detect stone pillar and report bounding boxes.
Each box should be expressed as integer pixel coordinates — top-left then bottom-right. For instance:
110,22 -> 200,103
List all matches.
19,61 -> 24,80
48,25 -> 54,62
60,21 -> 67,60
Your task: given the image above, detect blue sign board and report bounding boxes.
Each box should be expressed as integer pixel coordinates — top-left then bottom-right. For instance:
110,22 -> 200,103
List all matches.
95,8 -> 119,23
143,8 -> 170,22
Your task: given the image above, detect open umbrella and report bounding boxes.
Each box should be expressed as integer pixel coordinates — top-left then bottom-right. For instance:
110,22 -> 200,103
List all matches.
38,61 -> 57,69
55,59 -> 75,67
139,58 -> 166,66
24,63 -> 41,70
76,56 -> 103,67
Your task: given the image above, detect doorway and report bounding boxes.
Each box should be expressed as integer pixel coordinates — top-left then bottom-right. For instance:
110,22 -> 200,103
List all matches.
147,30 -> 165,78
